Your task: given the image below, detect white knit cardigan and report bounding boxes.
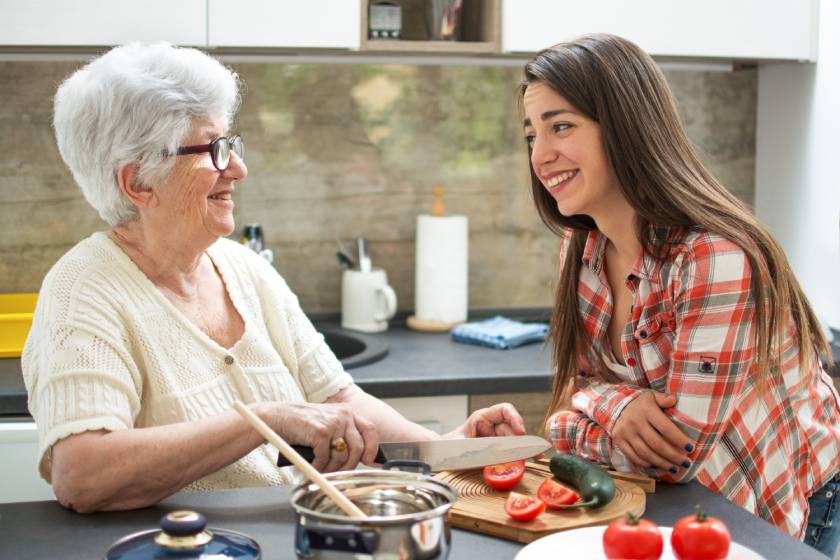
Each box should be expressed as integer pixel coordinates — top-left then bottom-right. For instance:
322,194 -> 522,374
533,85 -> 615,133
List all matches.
22,232 -> 352,490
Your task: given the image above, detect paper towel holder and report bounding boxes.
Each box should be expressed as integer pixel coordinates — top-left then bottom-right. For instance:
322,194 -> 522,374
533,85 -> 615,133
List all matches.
407,185 -> 468,333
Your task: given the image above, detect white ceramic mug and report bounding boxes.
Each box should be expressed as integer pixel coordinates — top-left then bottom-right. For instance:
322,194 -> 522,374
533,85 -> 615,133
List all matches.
341,268 -> 397,333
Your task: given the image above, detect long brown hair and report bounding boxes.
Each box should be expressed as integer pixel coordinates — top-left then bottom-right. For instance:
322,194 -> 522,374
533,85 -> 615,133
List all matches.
519,34 -> 829,431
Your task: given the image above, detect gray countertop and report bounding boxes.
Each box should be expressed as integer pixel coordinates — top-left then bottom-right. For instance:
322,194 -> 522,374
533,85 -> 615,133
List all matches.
0,479 -> 823,559
0,314 -> 555,418
3,310 -> 837,418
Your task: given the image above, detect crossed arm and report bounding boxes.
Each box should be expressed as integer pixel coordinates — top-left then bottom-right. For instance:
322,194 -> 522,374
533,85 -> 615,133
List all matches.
550,244 -> 756,481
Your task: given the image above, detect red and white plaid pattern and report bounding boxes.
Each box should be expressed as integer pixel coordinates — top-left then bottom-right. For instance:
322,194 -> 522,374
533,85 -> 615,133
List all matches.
549,227 -> 840,538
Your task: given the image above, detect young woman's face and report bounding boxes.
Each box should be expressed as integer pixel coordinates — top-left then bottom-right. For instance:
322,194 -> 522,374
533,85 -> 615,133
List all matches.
157,116 -> 247,241
522,81 -> 622,219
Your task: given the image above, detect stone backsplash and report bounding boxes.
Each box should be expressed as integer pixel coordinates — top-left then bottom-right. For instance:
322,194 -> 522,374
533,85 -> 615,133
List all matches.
0,60 -> 756,312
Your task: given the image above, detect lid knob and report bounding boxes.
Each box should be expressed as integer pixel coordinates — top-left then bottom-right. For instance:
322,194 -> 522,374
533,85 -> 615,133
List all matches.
154,511 -> 213,550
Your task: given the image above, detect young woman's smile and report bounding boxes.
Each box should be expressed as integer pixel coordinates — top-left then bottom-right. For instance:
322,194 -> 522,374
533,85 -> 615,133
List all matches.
522,81 -> 622,219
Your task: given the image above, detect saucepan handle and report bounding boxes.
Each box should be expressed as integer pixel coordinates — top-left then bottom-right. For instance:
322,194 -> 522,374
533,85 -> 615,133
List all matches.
296,524 -> 380,555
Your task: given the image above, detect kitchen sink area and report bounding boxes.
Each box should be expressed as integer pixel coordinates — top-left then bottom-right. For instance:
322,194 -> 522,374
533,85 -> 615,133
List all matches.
318,327 -> 389,370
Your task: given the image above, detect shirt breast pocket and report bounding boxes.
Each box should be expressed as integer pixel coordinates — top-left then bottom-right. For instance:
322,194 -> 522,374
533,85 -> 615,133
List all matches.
633,312 -> 675,386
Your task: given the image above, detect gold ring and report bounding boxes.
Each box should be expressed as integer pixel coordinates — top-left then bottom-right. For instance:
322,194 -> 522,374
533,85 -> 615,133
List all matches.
330,437 -> 347,453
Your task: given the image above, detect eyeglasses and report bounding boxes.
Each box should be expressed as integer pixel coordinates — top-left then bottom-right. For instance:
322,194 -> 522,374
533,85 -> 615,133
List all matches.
176,135 -> 244,171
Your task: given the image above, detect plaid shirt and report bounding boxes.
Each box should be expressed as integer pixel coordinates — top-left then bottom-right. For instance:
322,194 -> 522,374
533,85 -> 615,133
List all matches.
549,227 -> 840,538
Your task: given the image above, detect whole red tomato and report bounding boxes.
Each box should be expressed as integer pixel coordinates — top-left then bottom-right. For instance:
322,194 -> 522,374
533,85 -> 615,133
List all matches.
670,507 -> 730,560
602,514 -> 664,560
482,460 -> 526,490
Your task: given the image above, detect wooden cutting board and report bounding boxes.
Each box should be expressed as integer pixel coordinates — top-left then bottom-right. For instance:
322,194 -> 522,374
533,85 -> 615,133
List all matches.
435,462 -> 645,544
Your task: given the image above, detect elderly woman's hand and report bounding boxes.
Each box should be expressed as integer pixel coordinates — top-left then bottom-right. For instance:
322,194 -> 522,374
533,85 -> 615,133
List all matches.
258,401 -> 380,472
446,402 -> 527,439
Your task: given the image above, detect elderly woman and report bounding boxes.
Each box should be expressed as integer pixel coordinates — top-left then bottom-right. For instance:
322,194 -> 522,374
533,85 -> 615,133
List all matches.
22,43 -> 525,513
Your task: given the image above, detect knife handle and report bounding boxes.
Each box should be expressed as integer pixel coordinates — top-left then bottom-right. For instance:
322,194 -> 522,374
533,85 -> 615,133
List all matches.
277,445 -> 387,468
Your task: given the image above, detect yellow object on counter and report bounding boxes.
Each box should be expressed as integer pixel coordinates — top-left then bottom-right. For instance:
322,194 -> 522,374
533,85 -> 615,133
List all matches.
0,293 -> 37,358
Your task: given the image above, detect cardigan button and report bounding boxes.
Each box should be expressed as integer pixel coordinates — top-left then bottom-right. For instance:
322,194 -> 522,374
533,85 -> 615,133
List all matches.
224,355 -> 235,365
627,357 -> 637,367
639,330 -> 648,339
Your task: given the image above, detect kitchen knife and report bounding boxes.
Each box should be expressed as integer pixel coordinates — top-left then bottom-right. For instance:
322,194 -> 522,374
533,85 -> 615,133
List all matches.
276,435 -> 552,472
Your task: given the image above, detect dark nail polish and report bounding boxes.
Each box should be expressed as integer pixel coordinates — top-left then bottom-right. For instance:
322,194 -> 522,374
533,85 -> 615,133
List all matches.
649,465 -> 656,470
682,460 -> 691,468
669,467 -> 678,474
685,443 -> 694,452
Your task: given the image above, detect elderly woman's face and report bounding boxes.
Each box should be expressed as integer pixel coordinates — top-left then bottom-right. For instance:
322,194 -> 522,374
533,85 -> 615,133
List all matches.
157,116 -> 247,240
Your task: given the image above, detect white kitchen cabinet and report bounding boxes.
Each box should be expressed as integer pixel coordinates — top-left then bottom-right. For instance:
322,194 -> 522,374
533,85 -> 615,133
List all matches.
503,0 -> 819,61
0,0 -> 206,47
208,0 -> 361,49
381,395 -> 468,434
0,421 -> 53,504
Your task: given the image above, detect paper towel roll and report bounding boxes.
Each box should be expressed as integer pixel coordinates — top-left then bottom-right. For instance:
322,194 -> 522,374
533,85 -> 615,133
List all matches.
415,214 -> 468,324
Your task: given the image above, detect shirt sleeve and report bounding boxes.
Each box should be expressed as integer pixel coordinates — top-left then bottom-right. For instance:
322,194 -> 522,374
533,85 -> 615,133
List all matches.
251,255 -> 353,403
548,409 -> 640,472
22,287 -> 143,483
571,374 -> 646,434
657,237 -> 756,483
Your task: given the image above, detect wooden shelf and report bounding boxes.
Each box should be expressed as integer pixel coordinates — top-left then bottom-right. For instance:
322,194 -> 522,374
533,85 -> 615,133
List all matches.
360,0 -> 500,55
361,39 -> 497,54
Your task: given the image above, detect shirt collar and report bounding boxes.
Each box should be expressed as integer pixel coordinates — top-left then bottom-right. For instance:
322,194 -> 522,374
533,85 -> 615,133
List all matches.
581,228 -> 664,283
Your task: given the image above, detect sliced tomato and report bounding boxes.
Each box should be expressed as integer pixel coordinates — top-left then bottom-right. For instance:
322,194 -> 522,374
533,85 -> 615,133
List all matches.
482,460 -> 526,490
504,491 -> 546,522
536,478 -> 579,508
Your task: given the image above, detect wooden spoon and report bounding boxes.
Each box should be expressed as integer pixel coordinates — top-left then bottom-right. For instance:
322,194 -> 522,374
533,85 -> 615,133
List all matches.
232,401 -> 366,519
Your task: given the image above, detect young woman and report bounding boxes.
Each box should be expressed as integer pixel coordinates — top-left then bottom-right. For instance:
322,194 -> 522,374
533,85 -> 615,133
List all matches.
520,33 -> 840,553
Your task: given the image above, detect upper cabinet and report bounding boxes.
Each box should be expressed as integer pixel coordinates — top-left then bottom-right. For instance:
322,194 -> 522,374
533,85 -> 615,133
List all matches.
0,0 -> 820,62
208,0 -> 361,49
502,0 -> 819,61
0,0 -> 206,47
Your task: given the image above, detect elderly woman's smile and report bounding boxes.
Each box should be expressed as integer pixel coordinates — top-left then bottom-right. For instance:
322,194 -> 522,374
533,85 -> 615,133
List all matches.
23,41 -> 527,514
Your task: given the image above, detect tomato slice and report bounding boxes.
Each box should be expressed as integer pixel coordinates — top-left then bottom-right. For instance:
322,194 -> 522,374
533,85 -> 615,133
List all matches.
536,478 -> 579,508
504,492 -> 546,522
482,460 -> 526,490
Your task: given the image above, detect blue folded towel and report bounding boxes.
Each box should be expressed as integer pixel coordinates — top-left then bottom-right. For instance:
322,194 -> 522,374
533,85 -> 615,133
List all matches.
450,316 -> 549,350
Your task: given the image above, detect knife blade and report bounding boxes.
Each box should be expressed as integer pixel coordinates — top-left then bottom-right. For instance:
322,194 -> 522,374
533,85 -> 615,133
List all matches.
276,435 -> 552,472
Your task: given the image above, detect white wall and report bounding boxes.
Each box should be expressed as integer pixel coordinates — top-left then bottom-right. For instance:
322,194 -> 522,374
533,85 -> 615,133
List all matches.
756,0 -> 840,330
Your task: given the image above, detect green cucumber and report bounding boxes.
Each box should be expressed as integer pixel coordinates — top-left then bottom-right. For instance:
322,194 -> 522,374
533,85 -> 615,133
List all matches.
549,453 -> 616,508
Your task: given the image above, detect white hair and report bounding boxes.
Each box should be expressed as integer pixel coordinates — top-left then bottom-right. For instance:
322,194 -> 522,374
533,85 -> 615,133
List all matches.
53,42 -> 241,226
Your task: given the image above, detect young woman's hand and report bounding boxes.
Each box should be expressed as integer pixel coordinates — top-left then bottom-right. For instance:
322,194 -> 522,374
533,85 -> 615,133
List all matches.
611,391 -> 694,473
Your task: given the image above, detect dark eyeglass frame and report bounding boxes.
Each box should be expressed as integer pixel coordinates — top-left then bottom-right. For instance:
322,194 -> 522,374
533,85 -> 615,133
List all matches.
175,135 -> 244,171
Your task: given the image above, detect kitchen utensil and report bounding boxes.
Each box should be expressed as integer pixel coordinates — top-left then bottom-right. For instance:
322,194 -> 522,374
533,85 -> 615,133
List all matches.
277,435 -> 552,471
341,268 -> 397,333
514,525 -> 766,560
335,238 -> 356,268
290,462 -> 458,559
336,251 -> 355,269
232,401 -> 366,519
435,461 -> 645,544
105,510 -> 262,559
241,223 -> 264,253
357,238 -> 372,272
